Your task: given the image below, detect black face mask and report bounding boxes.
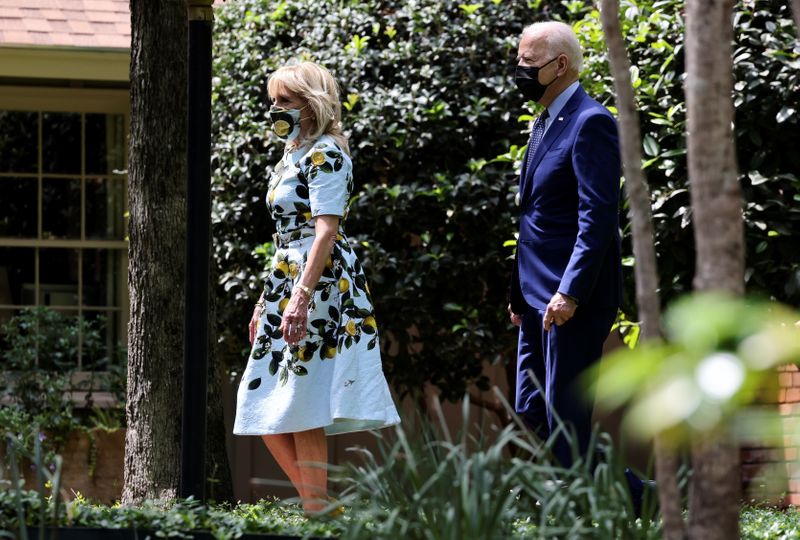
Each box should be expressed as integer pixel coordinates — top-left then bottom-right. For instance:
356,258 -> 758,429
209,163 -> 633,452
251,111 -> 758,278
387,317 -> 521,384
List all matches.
514,56 -> 559,102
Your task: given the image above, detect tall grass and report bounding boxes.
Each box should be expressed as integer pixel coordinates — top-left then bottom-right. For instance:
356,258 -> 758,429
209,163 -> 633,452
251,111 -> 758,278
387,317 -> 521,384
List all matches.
1,431 -> 64,539
334,393 -> 660,539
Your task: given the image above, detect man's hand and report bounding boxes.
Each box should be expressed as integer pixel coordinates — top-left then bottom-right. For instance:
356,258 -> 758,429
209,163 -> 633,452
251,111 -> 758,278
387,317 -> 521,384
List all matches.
508,303 -> 523,327
543,292 -> 577,331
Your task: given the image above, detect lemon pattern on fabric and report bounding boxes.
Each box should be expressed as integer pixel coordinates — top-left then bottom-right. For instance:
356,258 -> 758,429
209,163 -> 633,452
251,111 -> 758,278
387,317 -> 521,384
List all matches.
273,119 -> 290,137
233,134 -> 400,437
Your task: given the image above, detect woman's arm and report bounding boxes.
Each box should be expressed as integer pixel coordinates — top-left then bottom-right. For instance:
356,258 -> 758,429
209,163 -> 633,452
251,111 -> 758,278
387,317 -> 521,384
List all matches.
249,291 -> 266,345
279,215 -> 340,344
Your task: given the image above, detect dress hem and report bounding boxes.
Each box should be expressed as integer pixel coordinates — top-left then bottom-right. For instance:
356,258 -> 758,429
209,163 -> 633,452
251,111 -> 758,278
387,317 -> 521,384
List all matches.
233,416 -> 400,437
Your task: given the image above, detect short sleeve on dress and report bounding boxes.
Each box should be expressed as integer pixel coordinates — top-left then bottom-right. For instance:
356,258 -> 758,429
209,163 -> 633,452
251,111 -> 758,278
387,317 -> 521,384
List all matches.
300,138 -> 351,218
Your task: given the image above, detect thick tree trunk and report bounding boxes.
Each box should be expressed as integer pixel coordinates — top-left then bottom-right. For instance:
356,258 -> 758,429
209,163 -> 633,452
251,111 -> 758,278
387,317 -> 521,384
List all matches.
123,0 -> 189,504
685,0 -> 743,535
793,0 -> 800,31
598,2 -> 685,537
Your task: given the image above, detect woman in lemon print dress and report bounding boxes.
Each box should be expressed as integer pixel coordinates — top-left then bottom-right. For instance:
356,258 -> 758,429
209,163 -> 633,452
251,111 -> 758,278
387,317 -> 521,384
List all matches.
233,62 -> 400,514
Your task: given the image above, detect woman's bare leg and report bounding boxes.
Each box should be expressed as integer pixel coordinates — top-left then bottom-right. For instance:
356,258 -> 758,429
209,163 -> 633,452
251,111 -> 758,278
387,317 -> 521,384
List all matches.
293,427 -> 328,513
261,433 -> 305,499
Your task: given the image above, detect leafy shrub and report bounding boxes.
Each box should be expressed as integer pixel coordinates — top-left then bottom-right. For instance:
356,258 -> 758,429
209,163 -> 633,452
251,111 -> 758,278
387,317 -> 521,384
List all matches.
574,0 -> 800,312
212,0 -> 541,400
0,491 -> 343,539
211,0 -> 800,403
740,506 -> 800,539
0,308 -> 127,461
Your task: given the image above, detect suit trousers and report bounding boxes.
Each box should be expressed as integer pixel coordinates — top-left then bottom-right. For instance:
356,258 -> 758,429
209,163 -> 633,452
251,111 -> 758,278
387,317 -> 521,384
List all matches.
515,306 -> 616,467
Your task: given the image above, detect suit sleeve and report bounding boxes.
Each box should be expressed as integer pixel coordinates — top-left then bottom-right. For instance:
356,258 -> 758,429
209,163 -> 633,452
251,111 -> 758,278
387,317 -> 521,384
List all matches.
557,111 -> 620,303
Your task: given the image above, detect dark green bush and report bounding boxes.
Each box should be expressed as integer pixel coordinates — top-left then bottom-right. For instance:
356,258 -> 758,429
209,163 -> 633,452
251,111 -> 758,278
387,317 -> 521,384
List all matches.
212,0 -> 540,400
0,308 -> 127,460
211,0 -> 800,402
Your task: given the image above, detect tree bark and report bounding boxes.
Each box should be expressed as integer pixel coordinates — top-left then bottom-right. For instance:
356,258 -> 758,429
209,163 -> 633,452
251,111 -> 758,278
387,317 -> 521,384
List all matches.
793,0 -> 800,31
124,0 -> 233,505
599,1 -> 685,537
123,0 -> 189,504
685,0 -> 743,535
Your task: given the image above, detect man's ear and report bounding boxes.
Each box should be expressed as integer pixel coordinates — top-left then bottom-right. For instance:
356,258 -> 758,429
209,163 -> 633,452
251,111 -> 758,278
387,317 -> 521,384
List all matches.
557,54 -> 569,75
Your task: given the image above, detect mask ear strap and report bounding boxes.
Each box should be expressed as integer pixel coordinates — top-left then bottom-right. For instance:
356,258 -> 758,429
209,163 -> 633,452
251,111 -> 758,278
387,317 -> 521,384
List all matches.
298,105 -> 314,123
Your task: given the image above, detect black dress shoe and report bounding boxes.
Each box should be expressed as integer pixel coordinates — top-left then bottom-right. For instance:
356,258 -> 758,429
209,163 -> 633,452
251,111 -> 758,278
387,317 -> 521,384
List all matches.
625,469 -> 658,518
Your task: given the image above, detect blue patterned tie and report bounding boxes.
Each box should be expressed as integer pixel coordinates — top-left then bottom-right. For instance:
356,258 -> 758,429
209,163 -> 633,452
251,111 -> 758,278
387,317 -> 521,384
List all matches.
525,109 -> 550,172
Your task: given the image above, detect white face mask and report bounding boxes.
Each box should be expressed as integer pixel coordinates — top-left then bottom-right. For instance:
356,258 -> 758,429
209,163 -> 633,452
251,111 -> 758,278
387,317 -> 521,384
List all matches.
269,105 -> 305,142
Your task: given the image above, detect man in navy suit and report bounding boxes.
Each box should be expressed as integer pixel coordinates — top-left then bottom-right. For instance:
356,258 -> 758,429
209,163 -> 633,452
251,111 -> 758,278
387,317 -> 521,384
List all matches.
508,21 -> 622,467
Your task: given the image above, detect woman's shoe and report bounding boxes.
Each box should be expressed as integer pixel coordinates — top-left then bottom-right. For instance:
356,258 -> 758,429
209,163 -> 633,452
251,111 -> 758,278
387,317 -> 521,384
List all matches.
304,497 -> 345,519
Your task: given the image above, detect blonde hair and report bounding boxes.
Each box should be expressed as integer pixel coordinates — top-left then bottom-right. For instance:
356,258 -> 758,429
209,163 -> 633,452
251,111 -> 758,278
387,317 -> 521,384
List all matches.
522,22 -> 583,75
267,62 -> 350,154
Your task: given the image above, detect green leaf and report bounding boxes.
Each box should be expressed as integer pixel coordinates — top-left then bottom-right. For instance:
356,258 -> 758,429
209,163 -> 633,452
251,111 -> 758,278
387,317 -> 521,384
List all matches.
293,365 -> 308,376
458,3 -> 482,15
776,106 -> 795,123
642,135 -> 659,157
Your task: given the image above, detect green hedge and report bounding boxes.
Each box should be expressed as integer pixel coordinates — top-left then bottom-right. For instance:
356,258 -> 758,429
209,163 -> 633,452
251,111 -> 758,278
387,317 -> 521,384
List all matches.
211,0 -> 800,400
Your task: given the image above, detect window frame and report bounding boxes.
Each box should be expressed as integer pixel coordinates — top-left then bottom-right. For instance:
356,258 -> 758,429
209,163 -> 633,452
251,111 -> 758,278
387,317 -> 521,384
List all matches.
0,85 -> 129,372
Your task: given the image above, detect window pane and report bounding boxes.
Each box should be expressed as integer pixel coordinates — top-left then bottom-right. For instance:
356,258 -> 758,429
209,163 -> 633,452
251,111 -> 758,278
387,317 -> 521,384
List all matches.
42,177 -> 81,239
39,248 -> 79,306
86,114 -> 125,175
43,112 -> 81,174
0,177 -> 37,238
0,247 -> 34,306
86,177 -> 124,240
83,249 -> 123,307
0,111 -> 38,173
0,308 -> 13,327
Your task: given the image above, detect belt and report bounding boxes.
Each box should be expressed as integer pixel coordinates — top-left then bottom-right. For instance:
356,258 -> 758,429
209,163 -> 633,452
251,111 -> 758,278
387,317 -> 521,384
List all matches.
272,227 -> 316,248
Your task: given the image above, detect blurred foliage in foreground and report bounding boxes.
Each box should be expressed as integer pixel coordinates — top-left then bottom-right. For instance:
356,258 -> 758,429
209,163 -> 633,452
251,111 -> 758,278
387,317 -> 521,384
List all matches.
594,293 -> 800,443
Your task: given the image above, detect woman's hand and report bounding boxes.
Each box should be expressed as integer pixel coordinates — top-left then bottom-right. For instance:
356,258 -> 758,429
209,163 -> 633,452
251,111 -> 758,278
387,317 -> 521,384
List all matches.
280,290 -> 310,345
249,305 -> 263,345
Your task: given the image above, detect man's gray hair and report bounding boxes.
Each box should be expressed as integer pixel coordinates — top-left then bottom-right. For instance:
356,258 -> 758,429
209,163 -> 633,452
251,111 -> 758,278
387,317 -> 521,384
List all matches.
522,21 -> 583,74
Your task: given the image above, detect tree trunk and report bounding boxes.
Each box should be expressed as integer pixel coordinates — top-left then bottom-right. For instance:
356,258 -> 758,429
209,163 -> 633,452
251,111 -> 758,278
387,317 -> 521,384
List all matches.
599,1 -> 685,537
123,0 -> 189,504
685,0 -> 744,535
793,0 -> 800,31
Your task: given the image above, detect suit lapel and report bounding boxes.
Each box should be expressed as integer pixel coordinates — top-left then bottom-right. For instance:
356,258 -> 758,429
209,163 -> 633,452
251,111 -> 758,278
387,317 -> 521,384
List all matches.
528,86 -> 586,175
519,86 -> 587,208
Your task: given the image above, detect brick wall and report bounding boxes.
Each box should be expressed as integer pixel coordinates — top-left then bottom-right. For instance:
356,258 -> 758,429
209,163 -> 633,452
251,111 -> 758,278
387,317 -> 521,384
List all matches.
741,364 -> 800,506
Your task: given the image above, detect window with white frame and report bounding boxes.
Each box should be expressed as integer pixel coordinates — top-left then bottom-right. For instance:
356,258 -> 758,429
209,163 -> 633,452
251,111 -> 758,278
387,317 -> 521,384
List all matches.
0,88 -> 129,370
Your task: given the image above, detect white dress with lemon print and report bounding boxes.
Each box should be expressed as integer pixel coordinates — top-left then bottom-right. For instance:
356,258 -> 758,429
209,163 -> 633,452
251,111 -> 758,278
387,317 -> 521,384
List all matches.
233,134 -> 400,436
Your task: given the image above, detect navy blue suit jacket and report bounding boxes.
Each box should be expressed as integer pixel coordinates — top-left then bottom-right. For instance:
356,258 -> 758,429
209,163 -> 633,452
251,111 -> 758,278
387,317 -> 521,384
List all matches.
511,85 -> 622,313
